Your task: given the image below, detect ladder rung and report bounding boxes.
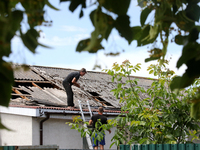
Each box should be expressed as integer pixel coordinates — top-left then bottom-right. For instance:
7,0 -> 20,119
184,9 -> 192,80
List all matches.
78,100 -> 93,149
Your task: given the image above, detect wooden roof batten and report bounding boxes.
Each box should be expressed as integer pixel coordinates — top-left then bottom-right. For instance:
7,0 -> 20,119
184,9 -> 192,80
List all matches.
11,64 -> 154,110
12,87 -> 31,101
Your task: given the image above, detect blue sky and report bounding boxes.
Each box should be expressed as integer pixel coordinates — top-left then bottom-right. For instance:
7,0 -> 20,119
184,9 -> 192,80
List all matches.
7,0 -> 186,78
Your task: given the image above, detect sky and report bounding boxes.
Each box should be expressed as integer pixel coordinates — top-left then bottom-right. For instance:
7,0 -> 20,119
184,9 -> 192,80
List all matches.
6,0 -> 187,78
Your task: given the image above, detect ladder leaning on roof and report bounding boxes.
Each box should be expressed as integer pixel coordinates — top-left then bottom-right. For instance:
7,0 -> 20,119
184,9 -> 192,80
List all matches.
78,100 -> 93,149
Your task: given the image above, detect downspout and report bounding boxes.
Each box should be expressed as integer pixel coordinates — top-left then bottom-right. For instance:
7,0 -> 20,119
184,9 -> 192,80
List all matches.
40,113 -> 50,145
38,110 -> 120,145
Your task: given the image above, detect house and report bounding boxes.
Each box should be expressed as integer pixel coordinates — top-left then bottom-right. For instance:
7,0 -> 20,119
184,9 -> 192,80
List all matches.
0,65 -> 153,149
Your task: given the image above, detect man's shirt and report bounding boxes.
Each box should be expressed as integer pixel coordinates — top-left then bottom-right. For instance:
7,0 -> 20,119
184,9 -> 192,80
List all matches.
63,71 -> 80,85
91,114 -> 107,131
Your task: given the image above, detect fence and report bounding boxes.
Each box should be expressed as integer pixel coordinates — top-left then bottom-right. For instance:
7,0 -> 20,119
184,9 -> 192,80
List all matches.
0,146 -> 16,150
120,144 -> 200,150
2,144 -> 200,150
0,147 -> 116,150
0,148 -> 116,150
0,145 -> 59,150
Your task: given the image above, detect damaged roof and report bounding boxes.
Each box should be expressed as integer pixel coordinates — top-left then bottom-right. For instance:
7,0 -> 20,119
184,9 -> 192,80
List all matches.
11,65 -> 154,111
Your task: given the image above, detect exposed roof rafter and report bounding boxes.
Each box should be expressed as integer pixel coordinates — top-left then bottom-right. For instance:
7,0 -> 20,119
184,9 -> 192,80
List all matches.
11,64 -> 154,111
12,88 -> 30,101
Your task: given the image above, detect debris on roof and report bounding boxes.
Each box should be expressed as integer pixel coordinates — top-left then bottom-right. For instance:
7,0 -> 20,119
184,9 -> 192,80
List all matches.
11,65 -> 154,112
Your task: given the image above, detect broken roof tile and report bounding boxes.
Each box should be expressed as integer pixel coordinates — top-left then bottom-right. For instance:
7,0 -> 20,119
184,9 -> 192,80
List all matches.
12,65 -> 154,112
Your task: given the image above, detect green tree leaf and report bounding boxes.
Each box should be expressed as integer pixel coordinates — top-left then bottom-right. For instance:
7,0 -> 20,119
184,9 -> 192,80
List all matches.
186,58 -> 200,79
20,28 -> 40,53
140,7 -> 152,27
90,9 -> 114,40
99,0 -> 130,15
0,120 -> 11,130
76,32 -> 104,53
185,2 -> 200,22
175,11 -> 195,31
137,0 -> 147,8
45,0 -> 60,11
139,138 -> 148,144
114,15 -> 133,43
188,27 -> 199,42
60,0 -> 70,2
7,10 -> 23,40
103,61 -> 200,145
68,0 -> 85,12
76,38 -> 90,52
177,42 -> 200,68
20,28 -> 50,53
61,0 -> 86,18
21,0 -> 46,27
170,73 -> 194,90
137,25 -> 157,46
174,35 -> 188,45
131,26 -> 142,40
0,10 -> 23,58
145,48 -> 163,62
0,62 -> 14,107
191,100 -> 200,119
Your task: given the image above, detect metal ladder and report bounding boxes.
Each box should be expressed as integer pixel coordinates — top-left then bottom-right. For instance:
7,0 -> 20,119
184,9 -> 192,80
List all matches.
78,100 -> 93,149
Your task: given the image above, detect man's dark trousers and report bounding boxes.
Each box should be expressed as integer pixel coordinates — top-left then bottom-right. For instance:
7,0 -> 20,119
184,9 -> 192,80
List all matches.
63,81 -> 74,106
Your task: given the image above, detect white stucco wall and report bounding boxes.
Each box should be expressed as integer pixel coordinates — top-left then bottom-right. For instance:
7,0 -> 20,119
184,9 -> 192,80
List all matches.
0,110 -> 118,149
32,117 -> 117,149
0,113 -> 32,146
104,127 -> 117,149
32,117 -> 40,145
32,117 -> 83,149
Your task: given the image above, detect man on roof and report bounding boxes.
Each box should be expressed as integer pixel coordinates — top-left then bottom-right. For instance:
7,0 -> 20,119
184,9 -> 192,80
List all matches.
62,68 -> 86,108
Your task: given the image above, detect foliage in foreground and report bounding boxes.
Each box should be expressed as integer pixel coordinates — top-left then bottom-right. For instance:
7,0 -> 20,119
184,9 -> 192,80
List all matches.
66,116 -> 112,146
1,0 -> 200,130
67,60 -> 200,147
105,60 -> 200,145
0,0 -> 59,129
61,0 -> 200,119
